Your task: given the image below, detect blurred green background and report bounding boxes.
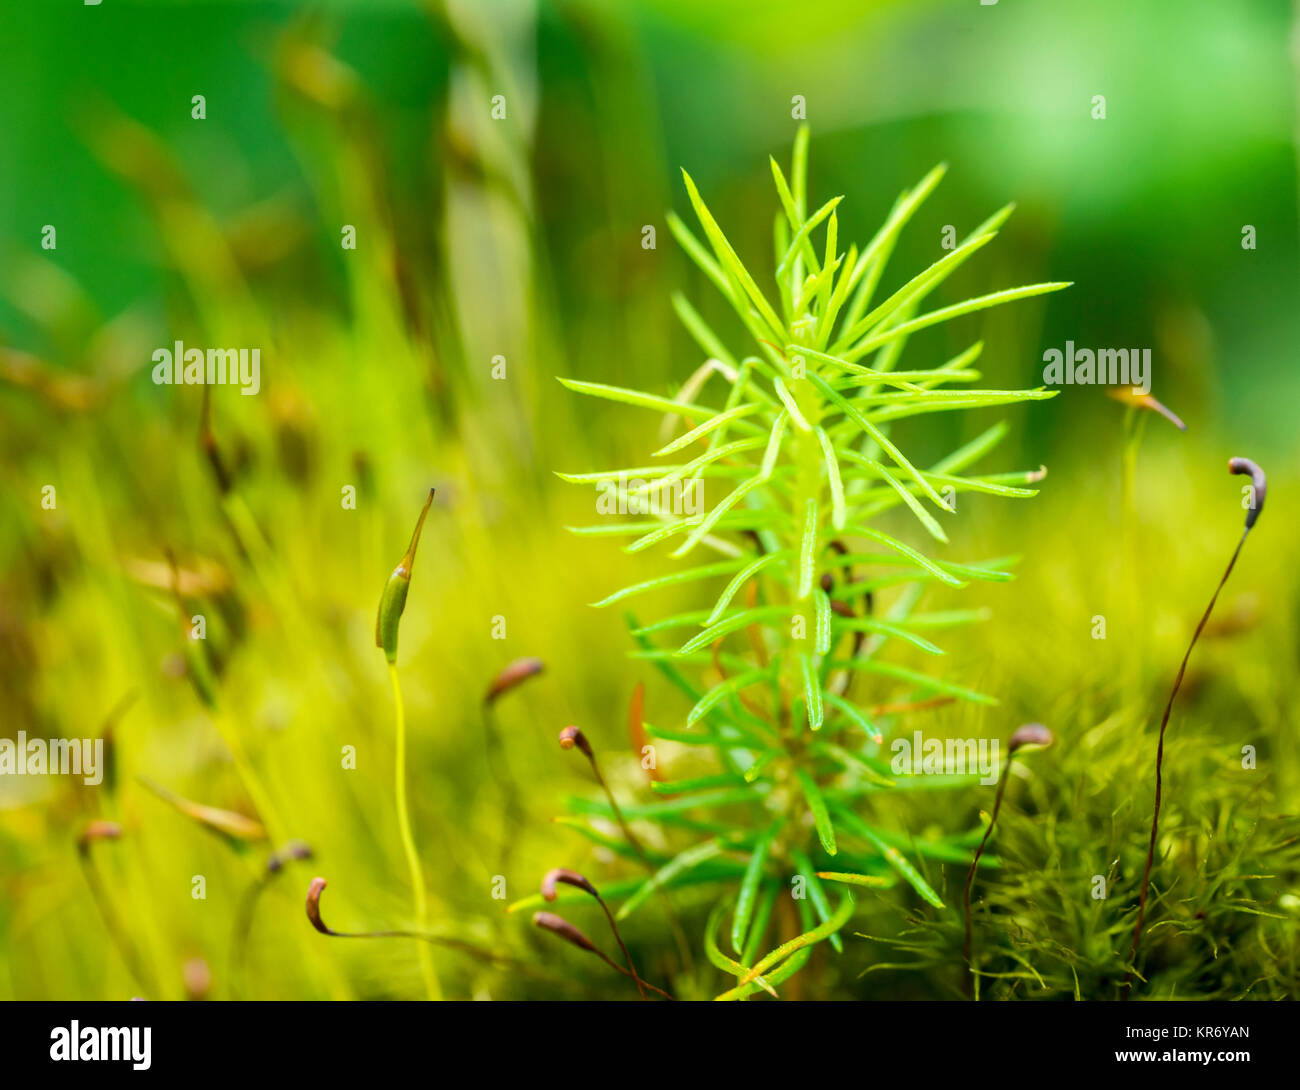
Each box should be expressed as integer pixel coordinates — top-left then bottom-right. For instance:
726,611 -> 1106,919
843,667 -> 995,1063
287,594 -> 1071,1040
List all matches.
1,0 -> 1296,1000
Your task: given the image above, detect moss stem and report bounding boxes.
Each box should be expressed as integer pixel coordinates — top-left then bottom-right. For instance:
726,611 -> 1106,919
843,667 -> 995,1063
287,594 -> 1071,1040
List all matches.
1126,528 -> 1249,990
389,661 -> 442,1000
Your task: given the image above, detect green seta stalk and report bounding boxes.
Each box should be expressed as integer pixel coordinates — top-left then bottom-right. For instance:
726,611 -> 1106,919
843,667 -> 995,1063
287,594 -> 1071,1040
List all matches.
376,487 -> 441,1000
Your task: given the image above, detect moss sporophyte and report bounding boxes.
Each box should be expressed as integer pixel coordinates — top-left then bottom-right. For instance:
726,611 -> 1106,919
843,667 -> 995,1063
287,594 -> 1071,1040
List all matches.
550,126 -> 1069,997
1125,457 -> 1267,990
374,487 -> 441,999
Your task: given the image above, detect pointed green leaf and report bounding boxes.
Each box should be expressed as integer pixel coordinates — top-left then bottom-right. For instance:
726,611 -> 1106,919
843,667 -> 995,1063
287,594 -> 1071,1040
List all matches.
831,805 -> 945,908
705,549 -> 788,624
722,890 -> 854,994
846,282 -> 1072,362
840,659 -> 996,705
815,427 -> 847,530
679,604 -> 793,655
809,372 -> 951,511
732,823 -> 781,953
795,771 -> 836,855
797,497 -> 819,599
846,524 -> 961,586
822,691 -> 883,744
617,838 -> 726,920
799,652 -> 824,731
591,558 -> 751,608
838,231 -> 997,348
687,667 -> 774,727
813,587 -> 833,655
654,405 -> 763,456
791,847 -> 843,952
681,169 -> 786,342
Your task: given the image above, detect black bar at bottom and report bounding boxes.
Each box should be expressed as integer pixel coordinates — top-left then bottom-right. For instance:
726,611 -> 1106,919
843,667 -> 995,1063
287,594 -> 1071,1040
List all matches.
0,998 -> 1286,1078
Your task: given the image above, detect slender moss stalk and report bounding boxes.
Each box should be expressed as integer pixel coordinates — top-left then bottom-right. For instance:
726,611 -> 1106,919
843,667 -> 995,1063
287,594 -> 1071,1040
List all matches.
558,726 -> 643,860
531,911 -> 675,1000
558,724 -> 694,970
542,867 -> 645,998
307,877 -> 537,978
164,548 -> 288,845
77,821 -> 159,996
376,488 -> 441,1000
231,840 -> 313,997
483,657 -> 544,866
962,723 -> 1052,994
1115,390 -> 1186,705
389,661 -> 440,1000
1125,458 -> 1267,990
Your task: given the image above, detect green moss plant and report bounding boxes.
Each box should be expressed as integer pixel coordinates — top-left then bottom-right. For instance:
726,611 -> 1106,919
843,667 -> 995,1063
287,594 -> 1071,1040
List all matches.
551,127 -> 1068,996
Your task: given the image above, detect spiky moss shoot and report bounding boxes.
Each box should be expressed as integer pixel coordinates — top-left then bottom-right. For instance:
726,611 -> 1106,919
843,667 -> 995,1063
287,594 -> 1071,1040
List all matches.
556,126 -> 1067,995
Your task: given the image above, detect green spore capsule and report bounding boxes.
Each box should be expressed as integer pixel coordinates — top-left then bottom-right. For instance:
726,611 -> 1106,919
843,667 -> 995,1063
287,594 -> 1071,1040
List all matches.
375,488 -> 436,664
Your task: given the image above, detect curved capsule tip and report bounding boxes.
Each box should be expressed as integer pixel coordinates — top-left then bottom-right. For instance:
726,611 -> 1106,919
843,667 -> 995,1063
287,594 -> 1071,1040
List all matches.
484,657 -> 545,706
77,820 -> 123,853
1228,457 -> 1266,530
305,877 -> 332,935
532,911 -> 598,954
1008,722 -> 1053,753
558,725 -> 593,759
541,867 -> 597,902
